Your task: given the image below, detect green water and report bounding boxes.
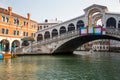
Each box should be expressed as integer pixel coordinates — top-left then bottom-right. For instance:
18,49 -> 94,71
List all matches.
0,52 -> 120,80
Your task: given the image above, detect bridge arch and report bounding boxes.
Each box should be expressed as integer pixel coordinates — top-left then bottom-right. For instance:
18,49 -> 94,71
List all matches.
87,8 -> 103,26
37,34 -> 43,41
52,29 -> 58,38
53,35 -> 120,54
59,26 -> 66,34
44,31 -> 50,39
68,23 -> 75,32
92,13 -> 103,26
106,17 -> 116,28
118,20 -> 120,28
76,20 -> 84,29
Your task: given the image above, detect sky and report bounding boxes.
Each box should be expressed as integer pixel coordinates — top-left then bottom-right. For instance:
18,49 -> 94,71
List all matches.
0,0 -> 120,22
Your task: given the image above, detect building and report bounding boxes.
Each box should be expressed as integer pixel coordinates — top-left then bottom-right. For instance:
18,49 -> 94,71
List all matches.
91,40 -> 110,51
37,19 -> 61,41
38,19 -> 62,31
0,7 -> 38,53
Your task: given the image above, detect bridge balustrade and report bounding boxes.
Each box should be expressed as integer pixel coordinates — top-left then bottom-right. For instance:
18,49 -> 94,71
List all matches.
23,29 -> 80,53
106,28 -> 120,37
23,27 -> 120,53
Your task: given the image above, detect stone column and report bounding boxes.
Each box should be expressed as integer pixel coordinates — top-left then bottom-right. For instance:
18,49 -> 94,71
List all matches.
116,18 -> 119,29
9,41 -> 12,53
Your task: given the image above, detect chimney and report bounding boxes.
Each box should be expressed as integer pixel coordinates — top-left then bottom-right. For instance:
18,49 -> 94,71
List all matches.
8,7 -> 12,15
27,13 -> 30,20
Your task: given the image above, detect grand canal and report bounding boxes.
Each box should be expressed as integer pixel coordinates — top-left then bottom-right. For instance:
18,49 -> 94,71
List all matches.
0,52 -> 120,80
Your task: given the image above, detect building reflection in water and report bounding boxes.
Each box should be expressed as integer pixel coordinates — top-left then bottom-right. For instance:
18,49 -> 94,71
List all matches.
0,58 -> 39,80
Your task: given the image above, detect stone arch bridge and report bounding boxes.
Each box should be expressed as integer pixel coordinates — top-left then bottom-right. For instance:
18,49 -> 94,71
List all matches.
17,4 -> 120,54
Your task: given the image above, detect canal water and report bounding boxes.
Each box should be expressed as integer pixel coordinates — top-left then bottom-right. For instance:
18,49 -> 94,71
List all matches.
0,52 -> 120,80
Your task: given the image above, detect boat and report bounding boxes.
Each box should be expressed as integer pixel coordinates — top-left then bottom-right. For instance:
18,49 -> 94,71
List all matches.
89,49 -> 94,53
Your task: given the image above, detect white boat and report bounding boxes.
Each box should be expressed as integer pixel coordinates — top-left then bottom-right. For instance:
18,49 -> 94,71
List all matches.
89,49 -> 94,54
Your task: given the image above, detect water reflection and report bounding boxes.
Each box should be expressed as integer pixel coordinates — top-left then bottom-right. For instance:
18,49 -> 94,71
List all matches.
0,58 -> 39,80
0,52 -> 120,80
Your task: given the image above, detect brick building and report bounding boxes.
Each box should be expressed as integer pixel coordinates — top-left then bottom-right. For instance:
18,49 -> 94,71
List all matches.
0,7 -> 38,53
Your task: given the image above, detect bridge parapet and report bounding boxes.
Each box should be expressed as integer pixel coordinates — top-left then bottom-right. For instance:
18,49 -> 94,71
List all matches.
22,29 -> 80,53
20,27 -> 120,54
106,28 -> 120,38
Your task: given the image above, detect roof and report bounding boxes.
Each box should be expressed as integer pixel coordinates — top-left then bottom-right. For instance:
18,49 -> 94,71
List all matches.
84,4 -> 108,12
38,22 -> 58,25
0,7 -> 38,23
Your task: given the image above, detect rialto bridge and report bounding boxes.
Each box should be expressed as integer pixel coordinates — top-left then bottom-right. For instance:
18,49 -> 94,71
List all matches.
17,4 -> 120,54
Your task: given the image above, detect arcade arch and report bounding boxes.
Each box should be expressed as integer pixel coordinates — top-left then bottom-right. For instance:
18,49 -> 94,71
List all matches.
37,34 -> 43,41
44,31 -> 50,39
106,17 -> 116,28
52,29 -> 58,38
76,20 -> 84,29
118,20 -> 120,28
68,23 -> 75,32
12,40 -> 20,48
59,26 -> 66,34
0,39 -> 9,52
88,8 -> 103,26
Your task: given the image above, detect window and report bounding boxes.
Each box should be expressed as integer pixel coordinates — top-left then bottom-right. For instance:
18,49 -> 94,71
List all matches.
26,32 -> 28,36
6,29 -> 9,34
17,19 -> 19,25
23,32 -> 25,36
23,32 -> 28,36
34,33 -> 35,37
31,33 -> 33,37
38,27 -> 39,30
24,21 -> 26,26
24,21 -> 28,26
17,31 -> 19,35
44,26 -> 46,28
40,26 -> 42,29
2,28 -> 5,34
14,18 -> 19,25
14,19 -> 17,24
6,17 -> 9,23
2,16 -> 5,22
14,30 -> 16,35
32,25 -> 34,28
31,33 -> 35,37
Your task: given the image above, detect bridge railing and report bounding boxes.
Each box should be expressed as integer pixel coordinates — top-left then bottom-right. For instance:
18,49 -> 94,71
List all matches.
23,29 -> 80,53
22,27 -> 120,53
38,29 -> 80,45
106,28 -> 120,37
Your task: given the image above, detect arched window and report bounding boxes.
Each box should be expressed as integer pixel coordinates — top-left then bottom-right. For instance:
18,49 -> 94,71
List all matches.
52,29 -> 58,38
76,20 -> 84,29
59,26 -> 66,34
44,31 -> 50,39
68,23 -> 75,32
106,17 -> 116,28
37,34 -> 43,41
118,21 -> 120,28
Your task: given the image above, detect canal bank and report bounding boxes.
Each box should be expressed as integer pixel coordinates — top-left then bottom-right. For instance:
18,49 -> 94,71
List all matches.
74,51 -> 120,59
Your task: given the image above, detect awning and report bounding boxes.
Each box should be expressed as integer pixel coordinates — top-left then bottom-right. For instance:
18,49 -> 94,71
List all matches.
21,37 -> 35,42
